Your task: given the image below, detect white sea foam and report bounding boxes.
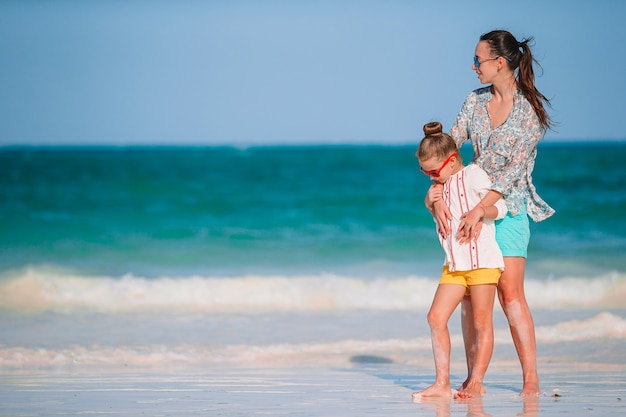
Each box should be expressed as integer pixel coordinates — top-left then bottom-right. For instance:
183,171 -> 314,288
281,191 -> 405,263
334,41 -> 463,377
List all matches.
0,266 -> 624,313
534,311 -> 626,342
1,312 -> 624,367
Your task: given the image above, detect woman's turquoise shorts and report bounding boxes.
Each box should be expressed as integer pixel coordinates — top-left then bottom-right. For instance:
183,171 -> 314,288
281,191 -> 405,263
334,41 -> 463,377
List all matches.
495,209 -> 530,258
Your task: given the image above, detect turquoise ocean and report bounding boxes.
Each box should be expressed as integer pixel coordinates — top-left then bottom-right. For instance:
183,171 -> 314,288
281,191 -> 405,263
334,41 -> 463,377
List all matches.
0,142 -> 625,373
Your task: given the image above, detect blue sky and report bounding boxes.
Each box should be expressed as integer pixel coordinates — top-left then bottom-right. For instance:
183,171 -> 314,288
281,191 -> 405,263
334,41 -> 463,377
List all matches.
1,0 -> 625,145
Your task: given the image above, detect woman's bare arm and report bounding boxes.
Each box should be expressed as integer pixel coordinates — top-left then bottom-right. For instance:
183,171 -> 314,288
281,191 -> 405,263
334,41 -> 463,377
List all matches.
457,189 -> 503,243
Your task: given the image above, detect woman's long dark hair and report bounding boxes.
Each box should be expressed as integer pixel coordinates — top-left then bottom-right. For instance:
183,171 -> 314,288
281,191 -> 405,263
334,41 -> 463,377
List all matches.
480,30 -> 553,131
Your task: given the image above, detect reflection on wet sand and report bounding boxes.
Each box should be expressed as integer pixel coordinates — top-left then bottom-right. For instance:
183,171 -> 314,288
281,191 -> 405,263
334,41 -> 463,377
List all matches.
412,394 -> 540,417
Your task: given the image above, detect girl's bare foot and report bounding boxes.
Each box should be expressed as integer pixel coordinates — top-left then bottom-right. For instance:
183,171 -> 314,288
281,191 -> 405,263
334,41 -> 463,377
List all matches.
458,378 -> 469,391
412,383 -> 454,401
454,380 -> 486,399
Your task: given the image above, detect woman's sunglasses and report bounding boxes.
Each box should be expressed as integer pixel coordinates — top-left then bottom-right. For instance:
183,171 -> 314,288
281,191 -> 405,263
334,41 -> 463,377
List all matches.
473,55 -> 512,69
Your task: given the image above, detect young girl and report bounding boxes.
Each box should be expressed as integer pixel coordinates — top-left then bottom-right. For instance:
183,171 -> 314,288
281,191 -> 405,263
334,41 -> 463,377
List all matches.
413,121 -> 507,399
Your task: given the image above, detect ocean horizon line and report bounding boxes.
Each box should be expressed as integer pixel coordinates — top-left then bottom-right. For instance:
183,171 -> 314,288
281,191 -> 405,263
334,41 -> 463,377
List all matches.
2,138 -> 625,150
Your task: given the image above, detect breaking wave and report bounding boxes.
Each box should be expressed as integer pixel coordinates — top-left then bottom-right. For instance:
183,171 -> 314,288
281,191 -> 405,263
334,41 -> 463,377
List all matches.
1,266 -> 625,313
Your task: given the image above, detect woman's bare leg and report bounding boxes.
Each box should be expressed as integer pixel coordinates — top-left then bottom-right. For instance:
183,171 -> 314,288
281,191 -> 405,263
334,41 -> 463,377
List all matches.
498,256 -> 540,396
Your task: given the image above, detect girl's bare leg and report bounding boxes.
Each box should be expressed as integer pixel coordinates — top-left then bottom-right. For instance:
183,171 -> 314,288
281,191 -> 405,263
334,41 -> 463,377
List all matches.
412,284 -> 466,400
456,283 -> 496,398
459,295 -> 475,390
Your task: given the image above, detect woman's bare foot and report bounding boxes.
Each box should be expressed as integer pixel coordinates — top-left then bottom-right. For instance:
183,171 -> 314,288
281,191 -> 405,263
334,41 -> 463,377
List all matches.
412,383 -> 454,401
454,380 -> 486,399
520,380 -> 541,397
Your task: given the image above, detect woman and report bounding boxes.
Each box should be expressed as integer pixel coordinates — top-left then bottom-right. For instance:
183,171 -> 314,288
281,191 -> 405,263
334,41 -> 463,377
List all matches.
427,29 -> 554,397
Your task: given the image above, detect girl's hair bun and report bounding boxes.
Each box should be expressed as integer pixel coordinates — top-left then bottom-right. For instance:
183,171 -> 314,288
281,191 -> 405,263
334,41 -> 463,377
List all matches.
423,121 -> 443,136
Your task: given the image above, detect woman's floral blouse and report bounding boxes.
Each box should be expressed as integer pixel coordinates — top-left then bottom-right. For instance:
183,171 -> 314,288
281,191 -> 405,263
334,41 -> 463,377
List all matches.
450,86 -> 555,222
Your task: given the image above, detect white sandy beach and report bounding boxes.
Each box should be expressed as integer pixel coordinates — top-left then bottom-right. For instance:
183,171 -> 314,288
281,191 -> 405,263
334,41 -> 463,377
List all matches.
1,307 -> 626,416
1,282 -> 625,416
1,357 -> 624,416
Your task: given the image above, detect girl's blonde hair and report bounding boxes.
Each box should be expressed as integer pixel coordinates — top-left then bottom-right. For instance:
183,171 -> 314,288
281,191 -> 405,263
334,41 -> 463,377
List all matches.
416,122 -> 461,162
